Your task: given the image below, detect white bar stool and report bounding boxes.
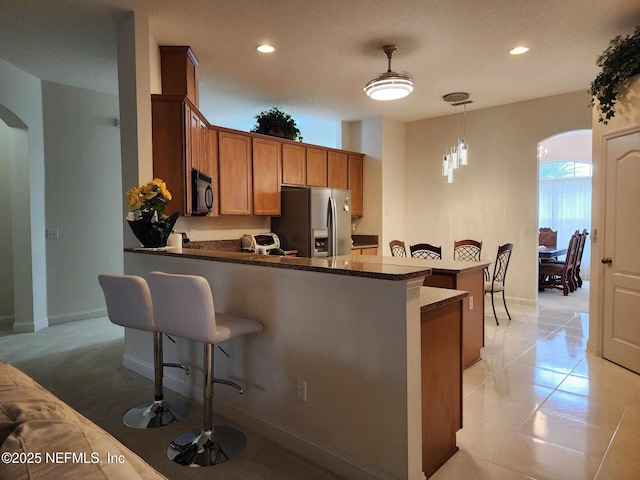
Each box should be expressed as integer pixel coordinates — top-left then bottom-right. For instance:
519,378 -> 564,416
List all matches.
98,274 -> 193,429
147,271 -> 263,467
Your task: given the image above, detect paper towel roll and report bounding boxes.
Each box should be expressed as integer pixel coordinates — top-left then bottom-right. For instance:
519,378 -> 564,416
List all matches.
167,233 -> 182,251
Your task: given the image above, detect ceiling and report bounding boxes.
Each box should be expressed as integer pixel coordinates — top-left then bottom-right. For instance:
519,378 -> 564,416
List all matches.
1,0 -> 638,132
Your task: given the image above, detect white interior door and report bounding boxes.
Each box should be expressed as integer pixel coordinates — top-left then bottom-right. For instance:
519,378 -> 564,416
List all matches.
602,130 -> 640,374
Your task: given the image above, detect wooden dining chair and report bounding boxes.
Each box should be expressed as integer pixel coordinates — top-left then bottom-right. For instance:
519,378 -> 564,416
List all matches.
453,239 -> 482,261
410,243 -> 442,260
539,233 -> 580,295
484,243 -> 514,325
538,227 -> 557,248
573,229 -> 589,288
389,240 -> 407,257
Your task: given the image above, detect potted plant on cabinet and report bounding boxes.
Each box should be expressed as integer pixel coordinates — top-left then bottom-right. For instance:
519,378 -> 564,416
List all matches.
250,107 -> 303,141
590,25 -> 640,124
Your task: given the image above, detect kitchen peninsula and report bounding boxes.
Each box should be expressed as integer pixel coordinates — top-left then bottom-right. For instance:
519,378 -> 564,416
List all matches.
124,248 -> 466,480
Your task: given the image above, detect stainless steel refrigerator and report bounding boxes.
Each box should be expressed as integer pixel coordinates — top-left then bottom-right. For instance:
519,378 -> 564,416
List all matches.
271,186 -> 352,258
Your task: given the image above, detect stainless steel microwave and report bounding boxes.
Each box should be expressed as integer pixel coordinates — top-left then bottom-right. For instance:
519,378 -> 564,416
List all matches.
191,169 -> 213,215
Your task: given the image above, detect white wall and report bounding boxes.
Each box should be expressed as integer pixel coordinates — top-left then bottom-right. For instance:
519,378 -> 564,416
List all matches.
0,122 -> 13,323
381,118 -> 406,255
42,81 -> 122,323
0,58 -> 48,332
405,91 -> 592,304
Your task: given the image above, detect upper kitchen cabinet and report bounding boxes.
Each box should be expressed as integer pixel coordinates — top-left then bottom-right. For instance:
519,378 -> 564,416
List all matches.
151,95 -> 191,216
218,131 -> 253,215
328,151 -> 348,189
159,46 -> 199,106
282,143 -> 306,186
348,154 -> 364,217
307,147 -> 328,187
253,137 -> 282,215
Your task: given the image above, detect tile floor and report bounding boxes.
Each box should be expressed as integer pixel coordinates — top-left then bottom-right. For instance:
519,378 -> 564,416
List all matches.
431,301 -> 640,480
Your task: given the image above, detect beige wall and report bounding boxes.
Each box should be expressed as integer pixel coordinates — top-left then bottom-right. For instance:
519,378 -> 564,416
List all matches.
381,118 -> 406,255
405,91 -> 592,304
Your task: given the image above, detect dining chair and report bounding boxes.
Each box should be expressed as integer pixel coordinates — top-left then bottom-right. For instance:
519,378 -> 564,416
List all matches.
453,239 -> 482,261
484,243 -> 514,325
389,240 -> 407,257
538,227 -> 557,248
410,243 -> 442,260
573,229 -> 589,288
539,232 -> 580,295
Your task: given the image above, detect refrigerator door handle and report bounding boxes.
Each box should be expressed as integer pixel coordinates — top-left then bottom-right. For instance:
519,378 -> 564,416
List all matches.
329,196 -> 337,256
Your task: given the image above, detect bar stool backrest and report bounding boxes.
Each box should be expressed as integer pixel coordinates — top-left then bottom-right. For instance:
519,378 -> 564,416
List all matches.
147,272 -> 219,344
98,274 -> 154,332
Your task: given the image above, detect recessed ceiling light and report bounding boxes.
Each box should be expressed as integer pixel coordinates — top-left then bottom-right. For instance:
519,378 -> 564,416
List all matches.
508,46 -> 530,55
256,44 -> 275,53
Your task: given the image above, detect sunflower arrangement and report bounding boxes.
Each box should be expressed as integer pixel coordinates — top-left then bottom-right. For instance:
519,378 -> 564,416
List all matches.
126,178 -> 179,248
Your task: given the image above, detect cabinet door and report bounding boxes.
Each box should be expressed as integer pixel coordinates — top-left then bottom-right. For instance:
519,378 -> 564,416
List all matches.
328,151 -> 348,189
206,128 -> 219,216
218,131 -> 253,215
307,147 -> 328,187
151,97 -> 189,216
361,247 -> 377,255
349,154 -> 364,217
253,137 -> 282,216
282,143 -> 306,186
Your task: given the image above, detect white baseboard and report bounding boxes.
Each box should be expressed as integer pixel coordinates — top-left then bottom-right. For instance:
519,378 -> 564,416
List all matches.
122,355 -> 406,480
0,315 -> 14,327
48,308 -> 107,325
13,317 -> 48,333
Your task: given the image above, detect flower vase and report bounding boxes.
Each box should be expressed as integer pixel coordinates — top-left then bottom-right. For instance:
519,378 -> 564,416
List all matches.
128,212 -> 179,248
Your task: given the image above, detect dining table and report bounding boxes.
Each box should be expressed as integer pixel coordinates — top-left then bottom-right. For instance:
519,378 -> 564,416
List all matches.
538,246 -> 567,260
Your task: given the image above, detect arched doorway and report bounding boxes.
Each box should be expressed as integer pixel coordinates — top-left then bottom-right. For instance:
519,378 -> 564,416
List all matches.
537,129 -> 592,311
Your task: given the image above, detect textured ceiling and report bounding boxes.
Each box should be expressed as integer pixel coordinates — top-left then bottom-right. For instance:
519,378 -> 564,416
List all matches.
0,0 -> 638,131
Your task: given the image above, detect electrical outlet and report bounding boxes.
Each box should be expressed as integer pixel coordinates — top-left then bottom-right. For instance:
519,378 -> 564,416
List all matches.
46,229 -> 59,240
469,296 -> 474,310
296,378 -> 307,402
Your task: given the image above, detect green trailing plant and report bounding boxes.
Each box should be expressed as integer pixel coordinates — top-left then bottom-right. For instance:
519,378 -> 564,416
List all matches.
251,107 -> 303,141
590,26 -> 640,124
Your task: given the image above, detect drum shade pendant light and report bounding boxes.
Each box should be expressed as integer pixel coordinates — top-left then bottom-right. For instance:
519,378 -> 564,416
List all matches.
363,45 -> 414,101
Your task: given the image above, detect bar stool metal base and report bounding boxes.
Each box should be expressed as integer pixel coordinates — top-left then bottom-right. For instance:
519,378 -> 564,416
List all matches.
123,398 -> 193,429
167,425 -> 247,467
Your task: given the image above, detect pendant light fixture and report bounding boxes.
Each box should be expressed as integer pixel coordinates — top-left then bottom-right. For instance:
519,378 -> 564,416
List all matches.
441,92 -> 472,183
363,45 -> 414,101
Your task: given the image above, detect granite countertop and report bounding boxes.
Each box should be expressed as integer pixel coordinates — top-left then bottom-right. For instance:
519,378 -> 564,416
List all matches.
125,248 -> 431,281
343,254 -> 490,273
420,287 -> 468,312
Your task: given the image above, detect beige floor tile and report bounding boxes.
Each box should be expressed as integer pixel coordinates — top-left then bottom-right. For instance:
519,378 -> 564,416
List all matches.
605,429 -> 640,471
513,350 -> 582,374
539,390 -> 627,428
430,450 -> 488,480
555,325 -> 588,338
500,363 -> 568,389
473,377 -> 554,408
476,463 -> 537,480
618,403 -> 640,435
518,410 -> 615,456
464,359 -> 506,380
463,392 -> 537,430
572,356 -> 640,385
493,433 -> 601,480
556,374 -> 635,407
463,374 -> 486,398
456,416 -> 516,461
564,313 -> 589,330
531,336 -> 587,360
595,460 -> 640,480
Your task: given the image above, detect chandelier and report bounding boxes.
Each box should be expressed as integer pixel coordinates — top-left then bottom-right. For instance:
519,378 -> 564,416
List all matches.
441,92 -> 472,183
363,45 -> 414,101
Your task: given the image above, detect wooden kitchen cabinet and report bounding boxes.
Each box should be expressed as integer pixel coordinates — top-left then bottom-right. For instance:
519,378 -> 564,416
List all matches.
348,154 -> 364,217
218,131 -> 253,215
159,46 -> 199,106
151,96 -> 192,216
253,137 -> 281,215
328,151 -> 348,189
306,147 -> 328,187
282,143 -> 306,186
